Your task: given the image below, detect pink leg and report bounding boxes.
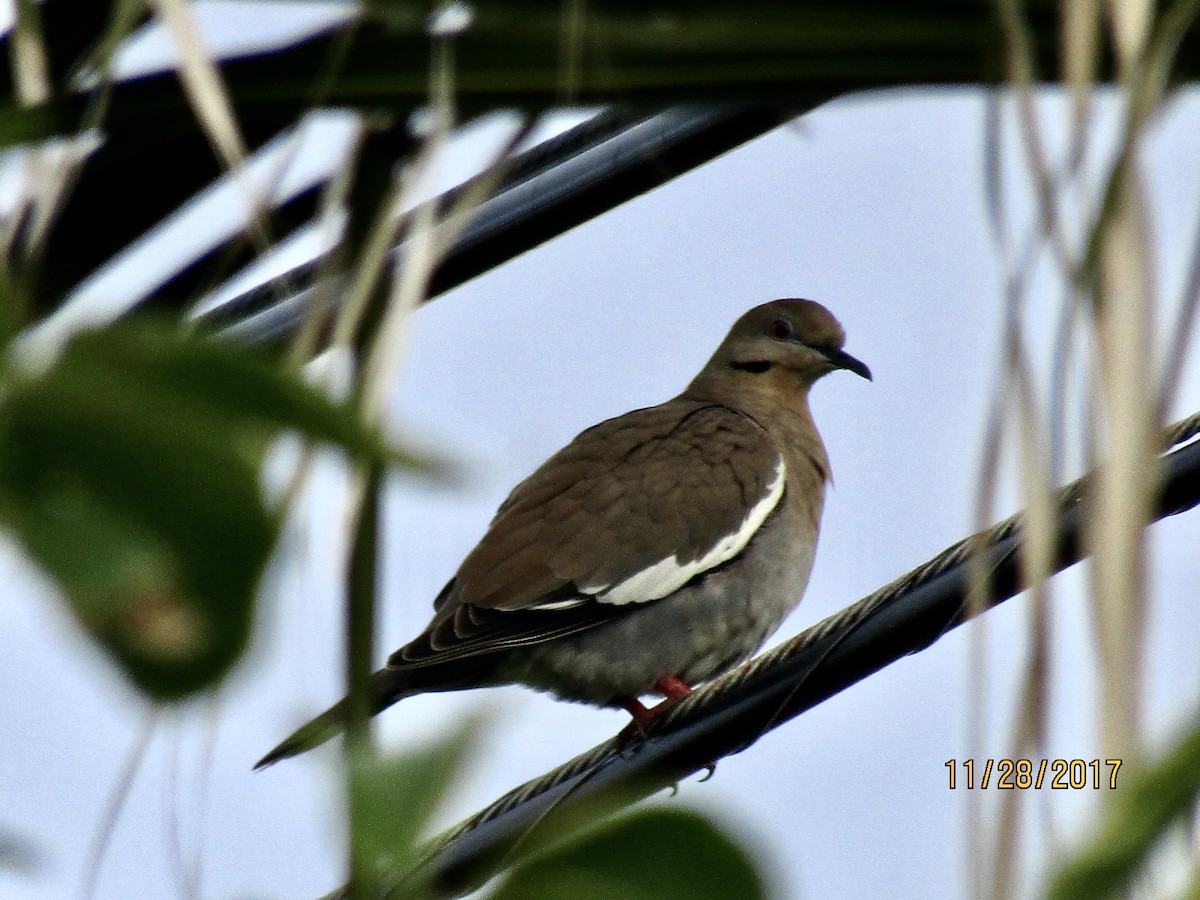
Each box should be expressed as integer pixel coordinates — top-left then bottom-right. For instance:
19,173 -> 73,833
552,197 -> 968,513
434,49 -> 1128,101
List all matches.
655,675 -> 692,700
618,676 -> 694,739
621,697 -> 656,730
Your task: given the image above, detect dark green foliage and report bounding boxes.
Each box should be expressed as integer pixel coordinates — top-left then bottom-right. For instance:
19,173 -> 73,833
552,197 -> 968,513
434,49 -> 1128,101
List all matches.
1046,716 -> 1200,900
490,807 -> 767,900
0,322 -> 421,698
348,722 -> 478,893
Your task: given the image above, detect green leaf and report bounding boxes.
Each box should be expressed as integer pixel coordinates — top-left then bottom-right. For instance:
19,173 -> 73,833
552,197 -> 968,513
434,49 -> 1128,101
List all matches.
1045,718 -> 1200,900
0,322 -> 432,699
0,343 -> 278,699
0,100 -> 84,150
0,265 -> 21,350
349,722 -> 478,890
489,807 -> 766,900
61,323 -> 436,472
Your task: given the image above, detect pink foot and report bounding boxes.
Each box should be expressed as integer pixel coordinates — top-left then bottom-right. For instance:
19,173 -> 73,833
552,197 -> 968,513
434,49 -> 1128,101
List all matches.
618,676 -> 694,740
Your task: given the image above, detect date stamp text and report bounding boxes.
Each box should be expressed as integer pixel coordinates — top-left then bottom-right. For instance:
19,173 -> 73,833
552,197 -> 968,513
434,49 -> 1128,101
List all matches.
944,758 -> 1123,790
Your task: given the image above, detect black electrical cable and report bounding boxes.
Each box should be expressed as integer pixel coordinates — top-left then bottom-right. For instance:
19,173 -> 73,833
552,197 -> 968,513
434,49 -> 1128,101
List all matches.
194,107 -> 790,341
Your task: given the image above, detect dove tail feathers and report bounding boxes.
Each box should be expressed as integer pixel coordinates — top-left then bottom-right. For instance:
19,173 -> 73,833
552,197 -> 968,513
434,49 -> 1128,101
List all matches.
254,668 -> 412,770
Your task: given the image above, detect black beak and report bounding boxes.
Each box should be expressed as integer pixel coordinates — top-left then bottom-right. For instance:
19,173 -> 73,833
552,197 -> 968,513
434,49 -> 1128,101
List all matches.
821,347 -> 872,381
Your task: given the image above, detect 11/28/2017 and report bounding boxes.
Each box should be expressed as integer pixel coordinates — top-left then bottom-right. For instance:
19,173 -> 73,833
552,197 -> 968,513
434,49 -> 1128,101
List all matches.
944,758 -> 1122,789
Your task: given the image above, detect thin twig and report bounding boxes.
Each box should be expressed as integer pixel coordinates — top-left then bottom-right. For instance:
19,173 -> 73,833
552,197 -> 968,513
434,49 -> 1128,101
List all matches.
80,709 -> 160,900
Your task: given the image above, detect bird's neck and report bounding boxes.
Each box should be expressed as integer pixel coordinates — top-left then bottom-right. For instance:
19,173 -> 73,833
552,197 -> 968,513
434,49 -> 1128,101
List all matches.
682,374 -> 831,483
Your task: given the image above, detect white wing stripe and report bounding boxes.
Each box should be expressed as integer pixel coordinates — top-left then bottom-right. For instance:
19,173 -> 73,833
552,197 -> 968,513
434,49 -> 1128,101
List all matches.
531,597 -> 588,611
585,458 -> 786,606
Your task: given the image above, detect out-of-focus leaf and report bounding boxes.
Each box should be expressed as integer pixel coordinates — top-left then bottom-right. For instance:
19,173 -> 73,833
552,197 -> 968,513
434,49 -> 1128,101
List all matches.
60,324 -> 439,473
1045,717 -> 1200,900
350,722 -> 478,890
0,828 -> 39,874
489,807 -> 766,900
0,267 -> 22,349
0,99 -> 84,149
0,322 -> 431,698
0,345 -> 277,698
1184,863 -> 1200,900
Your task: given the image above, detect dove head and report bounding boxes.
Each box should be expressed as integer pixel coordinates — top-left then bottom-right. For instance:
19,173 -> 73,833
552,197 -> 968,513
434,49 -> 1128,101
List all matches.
689,299 -> 871,399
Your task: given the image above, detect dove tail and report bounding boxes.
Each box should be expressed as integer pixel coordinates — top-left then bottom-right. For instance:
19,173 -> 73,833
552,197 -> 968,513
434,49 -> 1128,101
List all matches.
254,668 -> 412,770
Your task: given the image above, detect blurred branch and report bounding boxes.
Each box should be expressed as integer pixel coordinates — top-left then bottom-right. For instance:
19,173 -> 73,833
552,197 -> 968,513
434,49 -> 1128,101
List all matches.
387,412 -> 1200,899
11,0 -> 52,107
196,107 -> 787,343
149,0 -> 275,258
344,465 -> 381,898
81,710 -> 159,900
0,828 -> 40,875
18,0 -> 1200,316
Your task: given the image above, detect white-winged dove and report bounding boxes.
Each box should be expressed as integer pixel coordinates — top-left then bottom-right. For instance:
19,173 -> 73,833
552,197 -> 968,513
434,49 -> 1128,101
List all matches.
257,298 -> 869,768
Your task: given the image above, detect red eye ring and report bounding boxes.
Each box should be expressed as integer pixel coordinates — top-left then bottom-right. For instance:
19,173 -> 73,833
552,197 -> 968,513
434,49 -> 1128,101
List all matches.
768,318 -> 794,341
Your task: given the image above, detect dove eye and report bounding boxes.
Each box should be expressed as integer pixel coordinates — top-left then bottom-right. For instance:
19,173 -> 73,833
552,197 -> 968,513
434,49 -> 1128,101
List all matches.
768,318 -> 795,341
